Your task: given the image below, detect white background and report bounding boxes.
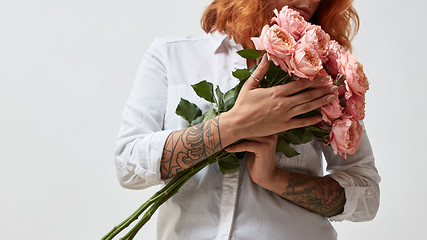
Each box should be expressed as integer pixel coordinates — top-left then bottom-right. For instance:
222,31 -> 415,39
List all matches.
1,0 -> 426,239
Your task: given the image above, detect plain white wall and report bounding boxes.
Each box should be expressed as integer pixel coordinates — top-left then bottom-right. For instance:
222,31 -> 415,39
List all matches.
1,0 -> 426,239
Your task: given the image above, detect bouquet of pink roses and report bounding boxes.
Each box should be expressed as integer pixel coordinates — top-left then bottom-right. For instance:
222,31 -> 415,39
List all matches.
250,6 -> 369,158
101,6 -> 369,240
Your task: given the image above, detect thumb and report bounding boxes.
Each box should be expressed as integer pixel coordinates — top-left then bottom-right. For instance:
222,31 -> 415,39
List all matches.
244,54 -> 270,89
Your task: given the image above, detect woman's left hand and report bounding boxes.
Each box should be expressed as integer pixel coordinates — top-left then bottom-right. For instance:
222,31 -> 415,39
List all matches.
225,134 -> 278,189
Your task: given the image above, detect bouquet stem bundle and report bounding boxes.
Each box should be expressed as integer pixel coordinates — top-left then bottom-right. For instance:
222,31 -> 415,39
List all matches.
102,150 -> 231,240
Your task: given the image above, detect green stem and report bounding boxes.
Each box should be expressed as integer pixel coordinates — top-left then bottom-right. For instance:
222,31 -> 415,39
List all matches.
101,161 -> 199,240
120,189 -> 173,240
119,151 -> 232,239
101,193 -> 159,240
102,150 -> 231,240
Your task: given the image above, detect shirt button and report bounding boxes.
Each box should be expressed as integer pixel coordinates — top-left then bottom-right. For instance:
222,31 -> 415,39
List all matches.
365,189 -> 372,197
126,163 -> 136,171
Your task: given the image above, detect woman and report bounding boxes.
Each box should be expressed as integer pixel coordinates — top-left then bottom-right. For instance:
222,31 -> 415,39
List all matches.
115,0 -> 380,239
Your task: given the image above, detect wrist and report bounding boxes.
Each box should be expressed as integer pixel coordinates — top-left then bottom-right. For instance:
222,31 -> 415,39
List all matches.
263,168 -> 289,194
218,111 -> 244,146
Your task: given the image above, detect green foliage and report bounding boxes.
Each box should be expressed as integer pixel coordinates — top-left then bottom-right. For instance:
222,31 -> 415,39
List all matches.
282,128 -> 315,145
191,80 -> 215,103
180,80 -> 236,126
224,86 -> 236,111
260,61 -> 293,88
233,77 -> 246,102
175,98 -> 202,124
306,126 -> 330,144
232,69 -> 252,81
276,135 -> 300,158
202,104 -> 218,122
190,115 -> 204,126
215,86 -> 225,113
218,154 -> 240,174
236,49 -> 261,59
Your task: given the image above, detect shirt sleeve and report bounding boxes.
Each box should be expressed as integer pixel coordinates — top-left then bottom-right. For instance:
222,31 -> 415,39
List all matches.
320,122 -> 381,222
114,39 -> 173,190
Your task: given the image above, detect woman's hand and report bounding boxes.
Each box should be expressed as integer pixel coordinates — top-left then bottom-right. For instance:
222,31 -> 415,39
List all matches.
225,134 -> 279,189
220,55 -> 338,142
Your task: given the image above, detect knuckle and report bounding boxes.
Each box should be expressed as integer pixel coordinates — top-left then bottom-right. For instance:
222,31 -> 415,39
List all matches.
278,101 -> 289,109
269,89 -> 278,99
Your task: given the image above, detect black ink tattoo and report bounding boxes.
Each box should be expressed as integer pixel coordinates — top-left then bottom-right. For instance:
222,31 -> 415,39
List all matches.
282,172 -> 345,217
160,117 -> 222,179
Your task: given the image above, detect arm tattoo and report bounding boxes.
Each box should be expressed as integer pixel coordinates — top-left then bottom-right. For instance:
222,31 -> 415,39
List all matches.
160,117 -> 222,179
281,172 -> 346,217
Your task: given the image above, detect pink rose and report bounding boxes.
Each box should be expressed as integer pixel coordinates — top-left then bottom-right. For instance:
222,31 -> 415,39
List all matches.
251,25 -> 296,72
288,42 -> 323,80
325,40 -> 343,77
329,115 -> 363,159
272,6 -> 308,41
321,90 -> 343,125
300,25 -> 330,62
338,52 -> 369,98
338,84 -> 347,97
345,94 -> 366,121
351,62 -> 370,96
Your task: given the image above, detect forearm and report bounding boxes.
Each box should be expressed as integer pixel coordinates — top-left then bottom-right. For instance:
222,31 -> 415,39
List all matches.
267,169 -> 346,217
160,115 -> 238,179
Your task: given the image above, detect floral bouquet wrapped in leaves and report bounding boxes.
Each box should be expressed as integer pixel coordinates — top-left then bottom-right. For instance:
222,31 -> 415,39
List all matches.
102,6 -> 369,240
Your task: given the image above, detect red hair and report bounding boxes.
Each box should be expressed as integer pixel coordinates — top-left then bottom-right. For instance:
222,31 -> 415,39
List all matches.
201,0 -> 359,51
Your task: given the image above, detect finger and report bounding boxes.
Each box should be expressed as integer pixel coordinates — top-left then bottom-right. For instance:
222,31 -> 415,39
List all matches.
245,54 -> 269,89
287,85 -> 338,107
225,142 -> 260,153
274,74 -> 330,96
286,115 -> 323,129
288,93 -> 335,117
312,74 -> 333,87
246,135 -> 278,144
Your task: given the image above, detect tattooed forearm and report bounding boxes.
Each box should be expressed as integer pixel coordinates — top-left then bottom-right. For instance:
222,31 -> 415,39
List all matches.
160,117 -> 222,179
281,171 -> 345,217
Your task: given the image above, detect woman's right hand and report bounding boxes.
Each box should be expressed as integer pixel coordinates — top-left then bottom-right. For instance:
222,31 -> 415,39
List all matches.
221,55 -> 338,142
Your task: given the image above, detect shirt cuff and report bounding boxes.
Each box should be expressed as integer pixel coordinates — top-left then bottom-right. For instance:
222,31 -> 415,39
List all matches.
328,171 -> 379,222
118,130 -> 174,189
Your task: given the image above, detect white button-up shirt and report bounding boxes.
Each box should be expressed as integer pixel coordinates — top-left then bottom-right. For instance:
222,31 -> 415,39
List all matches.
115,31 -> 381,240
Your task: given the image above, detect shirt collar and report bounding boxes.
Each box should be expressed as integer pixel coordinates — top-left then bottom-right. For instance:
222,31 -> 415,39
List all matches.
208,31 -> 242,53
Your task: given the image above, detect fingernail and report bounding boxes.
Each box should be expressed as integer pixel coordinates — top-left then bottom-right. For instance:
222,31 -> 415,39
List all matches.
225,147 -> 231,152
327,95 -> 335,102
321,77 -> 329,82
330,86 -> 338,92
